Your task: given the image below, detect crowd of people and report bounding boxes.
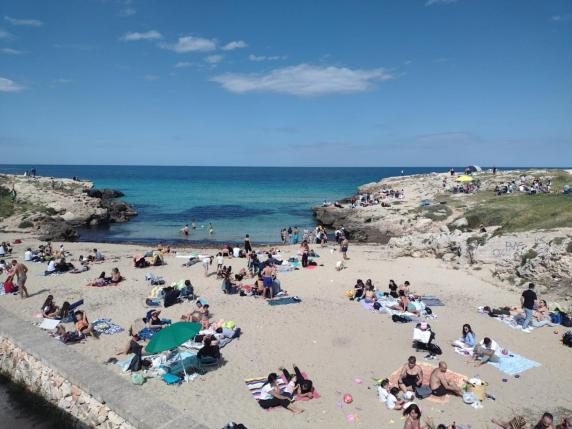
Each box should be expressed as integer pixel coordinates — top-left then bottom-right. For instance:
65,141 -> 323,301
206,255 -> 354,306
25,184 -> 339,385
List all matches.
495,175 -> 553,196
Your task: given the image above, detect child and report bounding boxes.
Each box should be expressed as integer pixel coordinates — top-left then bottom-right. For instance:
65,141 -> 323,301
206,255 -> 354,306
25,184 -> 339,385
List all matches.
216,253 -> 224,272
378,379 -> 390,402
386,387 -> 406,410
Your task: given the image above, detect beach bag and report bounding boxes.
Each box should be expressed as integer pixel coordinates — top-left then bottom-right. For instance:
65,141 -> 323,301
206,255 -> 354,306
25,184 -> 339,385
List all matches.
392,314 -> 410,323
563,331 -> 572,347
428,343 -> 442,355
373,302 -> 382,311
550,312 -> 562,324
415,385 -> 432,399
222,320 -> 236,330
425,306 -> 432,315
561,313 -> 572,327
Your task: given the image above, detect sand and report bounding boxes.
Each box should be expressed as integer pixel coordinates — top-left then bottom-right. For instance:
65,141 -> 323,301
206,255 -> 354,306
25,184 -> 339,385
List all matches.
1,233 -> 570,429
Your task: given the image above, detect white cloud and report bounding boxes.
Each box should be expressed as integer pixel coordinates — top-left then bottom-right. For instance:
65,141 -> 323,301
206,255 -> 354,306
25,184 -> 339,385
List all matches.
0,28 -> 12,39
160,36 -> 217,53
210,64 -> 394,96
248,54 -> 287,62
144,74 -> 160,81
425,0 -> 458,6
1,48 -> 23,55
174,61 -> 193,68
205,54 -> 224,64
120,8 -> 136,17
0,76 -> 25,92
551,14 -> 572,22
4,16 -> 43,27
121,30 -> 162,41
221,40 -> 247,51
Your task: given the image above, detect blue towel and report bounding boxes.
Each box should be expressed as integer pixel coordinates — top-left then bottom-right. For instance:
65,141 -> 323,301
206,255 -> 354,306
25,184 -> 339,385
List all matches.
267,296 -> 302,306
489,352 -> 541,375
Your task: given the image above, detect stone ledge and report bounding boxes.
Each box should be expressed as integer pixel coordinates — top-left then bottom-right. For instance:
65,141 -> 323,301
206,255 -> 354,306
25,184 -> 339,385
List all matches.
0,306 -> 209,429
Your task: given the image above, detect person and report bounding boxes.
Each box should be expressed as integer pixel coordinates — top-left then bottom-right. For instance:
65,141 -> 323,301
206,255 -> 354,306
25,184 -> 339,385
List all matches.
557,416 -> 571,429
244,234 -> 252,253
429,361 -> 463,397
521,283 -> 538,330
74,310 -> 98,338
261,263 -> 275,299
41,295 -> 59,318
340,237 -> 349,260
202,256 -> 212,277
534,413 -> 555,429
403,404 -> 429,429
398,356 -> 423,393
208,223 -> 214,235
452,324 -> 476,348
471,337 -> 500,366
216,253 -> 224,273
281,365 -> 314,398
147,310 -> 167,328
300,240 -> 310,268
181,224 -> 189,236
258,373 -> 303,413
353,279 -> 365,300
517,299 -> 552,328
491,416 -> 528,429
388,280 -> 399,298
110,267 -> 123,284
12,260 -> 29,299
197,336 -> 221,362
191,220 -> 197,230
93,248 -> 104,262
24,248 -> 39,262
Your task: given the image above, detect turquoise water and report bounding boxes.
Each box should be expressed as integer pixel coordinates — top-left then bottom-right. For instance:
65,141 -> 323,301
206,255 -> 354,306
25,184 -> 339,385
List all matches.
1,165 -> 455,243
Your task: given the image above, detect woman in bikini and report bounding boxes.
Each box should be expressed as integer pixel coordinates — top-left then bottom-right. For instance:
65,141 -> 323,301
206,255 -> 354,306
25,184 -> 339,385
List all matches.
398,356 -> 423,393
403,404 -> 429,429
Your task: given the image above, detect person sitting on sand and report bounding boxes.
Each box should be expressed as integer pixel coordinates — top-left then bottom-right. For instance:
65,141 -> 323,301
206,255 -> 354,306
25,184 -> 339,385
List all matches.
353,279 -> 365,301
74,310 -> 98,338
364,285 -> 377,303
515,299 -> 552,328
534,413 -> 555,429
557,416 -> 571,429
41,295 -> 59,318
398,356 -> 423,393
280,365 -> 314,398
403,404 -> 430,429
258,373 -> 304,414
470,337 -> 500,366
146,310 -> 167,328
389,280 -> 399,298
197,336 -> 221,361
45,259 -> 57,275
429,361 -> 463,397
93,248 -> 105,262
452,324 -> 476,348
490,415 -> 528,429
400,281 -> 411,295
378,379 -> 406,410
86,271 -> 110,287
110,267 -> 123,284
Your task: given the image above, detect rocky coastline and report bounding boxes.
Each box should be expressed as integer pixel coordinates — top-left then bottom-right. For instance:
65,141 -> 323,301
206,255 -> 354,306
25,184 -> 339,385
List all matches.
314,169 -> 572,298
0,174 -> 137,241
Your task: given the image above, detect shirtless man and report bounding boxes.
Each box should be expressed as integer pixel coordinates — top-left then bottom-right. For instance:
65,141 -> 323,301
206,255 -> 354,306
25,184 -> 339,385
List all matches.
398,356 -> 423,393
261,263 -> 276,298
12,260 -> 29,299
429,361 -> 463,397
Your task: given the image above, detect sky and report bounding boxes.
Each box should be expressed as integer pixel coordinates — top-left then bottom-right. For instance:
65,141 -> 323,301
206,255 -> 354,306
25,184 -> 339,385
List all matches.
1,0 -> 571,167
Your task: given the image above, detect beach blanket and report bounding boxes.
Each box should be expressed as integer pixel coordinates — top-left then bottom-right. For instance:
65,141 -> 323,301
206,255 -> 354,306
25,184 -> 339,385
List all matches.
92,318 -> 124,335
453,346 -> 540,375
39,318 -> 60,330
388,363 -> 466,404
245,372 -> 320,404
421,296 -> 445,307
267,296 -> 301,306
477,307 -> 537,332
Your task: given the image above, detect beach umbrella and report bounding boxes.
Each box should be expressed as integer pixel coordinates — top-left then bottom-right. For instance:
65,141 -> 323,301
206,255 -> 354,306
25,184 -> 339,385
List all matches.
456,175 -> 474,182
145,321 -> 201,353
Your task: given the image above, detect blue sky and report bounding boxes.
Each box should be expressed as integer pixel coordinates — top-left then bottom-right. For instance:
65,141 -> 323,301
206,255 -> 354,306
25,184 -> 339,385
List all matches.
1,0 -> 571,167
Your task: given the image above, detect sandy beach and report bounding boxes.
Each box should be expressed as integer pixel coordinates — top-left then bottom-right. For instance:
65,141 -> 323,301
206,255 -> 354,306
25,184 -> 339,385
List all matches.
1,233 -> 570,429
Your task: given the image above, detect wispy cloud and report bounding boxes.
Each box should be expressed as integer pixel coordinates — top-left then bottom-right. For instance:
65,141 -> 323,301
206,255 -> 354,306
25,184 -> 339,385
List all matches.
121,30 -> 162,41
551,14 -> 572,22
160,36 -> 216,53
174,61 -> 193,68
119,7 -> 136,17
425,0 -> 458,6
205,54 -> 224,64
0,28 -> 12,39
144,74 -> 160,81
1,47 -> 23,55
0,76 -> 25,92
248,54 -> 287,62
221,40 -> 247,51
4,16 -> 43,27
211,64 -> 394,96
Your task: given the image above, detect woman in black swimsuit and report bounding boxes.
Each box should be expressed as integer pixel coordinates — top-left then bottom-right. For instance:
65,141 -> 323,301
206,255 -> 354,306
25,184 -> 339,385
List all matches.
398,356 -> 423,393
389,280 -> 399,298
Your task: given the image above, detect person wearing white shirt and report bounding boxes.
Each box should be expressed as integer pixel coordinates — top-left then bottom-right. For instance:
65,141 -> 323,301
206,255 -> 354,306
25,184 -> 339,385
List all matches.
471,336 -> 500,366
24,249 -> 34,261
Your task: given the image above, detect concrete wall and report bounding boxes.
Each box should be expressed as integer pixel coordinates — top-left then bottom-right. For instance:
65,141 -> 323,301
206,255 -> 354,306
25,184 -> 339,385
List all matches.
0,306 -> 208,429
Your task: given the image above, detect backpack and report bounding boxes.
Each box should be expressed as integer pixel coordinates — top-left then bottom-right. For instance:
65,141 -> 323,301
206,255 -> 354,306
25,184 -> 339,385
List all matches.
550,312 -> 562,325
563,331 -> 572,347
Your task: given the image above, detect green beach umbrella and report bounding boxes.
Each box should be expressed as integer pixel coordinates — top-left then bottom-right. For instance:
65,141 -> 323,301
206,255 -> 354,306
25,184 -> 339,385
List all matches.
145,321 -> 201,354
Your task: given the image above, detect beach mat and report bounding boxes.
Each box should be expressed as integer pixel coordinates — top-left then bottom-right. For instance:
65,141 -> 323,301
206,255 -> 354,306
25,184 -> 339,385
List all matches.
92,318 -> 124,335
388,362 -> 466,404
39,318 -> 60,330
421,296 -> 445,307
267,296 -> 302,306
452,346 -> 540,375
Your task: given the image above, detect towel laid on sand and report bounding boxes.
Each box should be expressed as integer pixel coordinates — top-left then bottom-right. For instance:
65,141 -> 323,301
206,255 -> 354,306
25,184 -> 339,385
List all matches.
267,296 -> 302,306
453,346 -> 540,375
92,318 -> 124,335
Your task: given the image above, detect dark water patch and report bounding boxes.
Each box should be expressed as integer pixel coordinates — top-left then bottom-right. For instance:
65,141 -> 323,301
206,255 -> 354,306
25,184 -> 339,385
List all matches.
140,205 -> 276,222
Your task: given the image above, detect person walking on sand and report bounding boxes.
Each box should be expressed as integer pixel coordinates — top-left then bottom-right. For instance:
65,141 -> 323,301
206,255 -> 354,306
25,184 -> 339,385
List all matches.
12,260 -> 29,299
181,224 -> 189,237
244,234 -> 253,253
202,256 -> 212,277
341,237 -> 349,260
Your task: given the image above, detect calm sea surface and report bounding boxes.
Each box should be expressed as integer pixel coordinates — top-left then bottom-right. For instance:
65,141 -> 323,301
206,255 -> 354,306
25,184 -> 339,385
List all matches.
1,165 -> 458,244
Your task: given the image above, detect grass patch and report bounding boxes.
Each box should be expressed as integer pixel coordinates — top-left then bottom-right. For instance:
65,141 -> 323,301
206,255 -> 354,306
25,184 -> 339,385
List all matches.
0,186 -> 15,219
521,249 -> 538,265
415,204 -> 453,221
18,220 -> 33,229
467,235 -> 487,247
464,192 -> 572,233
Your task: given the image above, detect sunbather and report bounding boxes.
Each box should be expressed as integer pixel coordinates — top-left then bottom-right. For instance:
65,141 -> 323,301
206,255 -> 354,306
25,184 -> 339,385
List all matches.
110,267 -> 123,284
86,272 -> 110,287
41,294 -> 59,318
398,356 -> 423,393
74,311 -> 99,339
429,361 -> 463,397
258,373 -> 304,414
490,416 -> 528,429
197,336 -> 221,361
353,279 -> 365,300
280,364 -> 314,398
452,324 -> 476,348
470,337 -> 500,366
403,404 -> 430,429
389,280 -> 399,298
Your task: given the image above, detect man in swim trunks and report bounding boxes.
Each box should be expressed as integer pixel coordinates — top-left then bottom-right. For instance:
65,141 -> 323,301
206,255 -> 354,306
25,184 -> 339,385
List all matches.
398,356 -> 423,393
182,224 -> 189,236
429,361 -> 463,397
261,263 -> 275,298
12,260 -> 29,299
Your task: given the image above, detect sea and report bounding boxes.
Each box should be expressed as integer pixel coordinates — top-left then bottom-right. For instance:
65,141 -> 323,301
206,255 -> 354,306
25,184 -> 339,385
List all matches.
0,165 -> 461,244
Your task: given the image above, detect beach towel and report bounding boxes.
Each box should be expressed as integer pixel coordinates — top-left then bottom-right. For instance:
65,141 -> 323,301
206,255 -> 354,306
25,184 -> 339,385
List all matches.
92,318 -> 124,335
388,363 -> 466,404
39,318 -> 60,330
452,346 -> 540,375
245,373 -> 320,404
267,296 -> 301,306
421,296 -> 445,307
477,307 -> 536,332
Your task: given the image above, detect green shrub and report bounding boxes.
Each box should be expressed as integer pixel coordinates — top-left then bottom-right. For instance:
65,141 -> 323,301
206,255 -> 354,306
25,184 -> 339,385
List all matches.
18,220 -> 33,229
